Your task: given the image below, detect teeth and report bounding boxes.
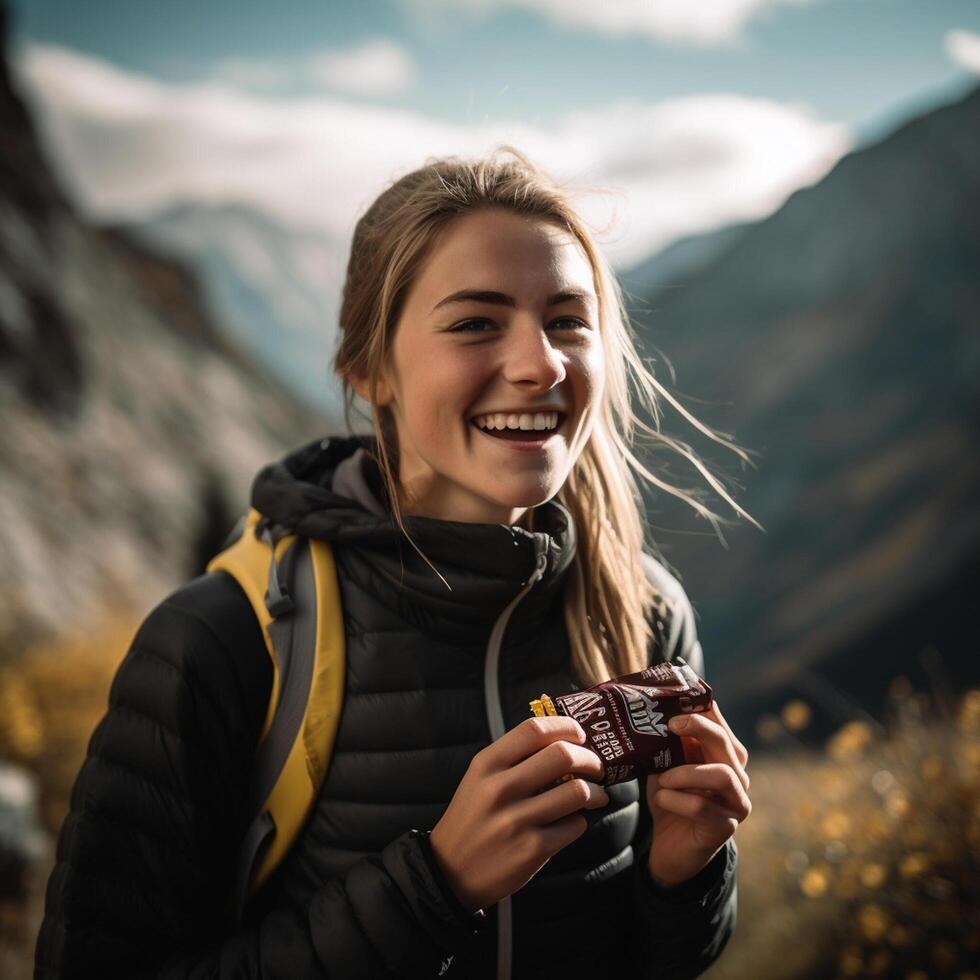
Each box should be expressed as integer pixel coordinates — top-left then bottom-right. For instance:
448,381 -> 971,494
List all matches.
473,411 -> 561,432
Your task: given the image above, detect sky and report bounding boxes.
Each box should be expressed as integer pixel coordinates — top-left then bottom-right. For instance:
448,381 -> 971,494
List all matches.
8,0 -> 980,268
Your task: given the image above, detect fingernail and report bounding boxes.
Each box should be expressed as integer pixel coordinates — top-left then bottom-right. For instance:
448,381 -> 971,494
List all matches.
670,716 -> 689,731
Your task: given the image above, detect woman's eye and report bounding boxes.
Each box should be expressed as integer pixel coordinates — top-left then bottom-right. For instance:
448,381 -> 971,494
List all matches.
450,317 -> 587,333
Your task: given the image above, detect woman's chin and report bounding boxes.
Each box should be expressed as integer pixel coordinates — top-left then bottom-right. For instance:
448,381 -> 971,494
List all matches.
485,485 -> 561,517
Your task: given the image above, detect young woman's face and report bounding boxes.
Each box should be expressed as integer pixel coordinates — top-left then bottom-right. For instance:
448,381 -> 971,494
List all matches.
370,207 -> 605,524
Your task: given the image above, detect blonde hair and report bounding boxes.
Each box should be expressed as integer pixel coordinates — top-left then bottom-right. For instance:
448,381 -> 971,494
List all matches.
334,146 -> 761,687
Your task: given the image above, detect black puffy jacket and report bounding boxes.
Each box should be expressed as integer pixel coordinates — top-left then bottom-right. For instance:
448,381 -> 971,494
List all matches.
35,434 -> 737,980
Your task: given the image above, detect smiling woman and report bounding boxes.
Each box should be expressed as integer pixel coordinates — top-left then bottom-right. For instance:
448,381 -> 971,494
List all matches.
36,145 -> 756,980
349,207 -> 605,527
336,149 -> 759,644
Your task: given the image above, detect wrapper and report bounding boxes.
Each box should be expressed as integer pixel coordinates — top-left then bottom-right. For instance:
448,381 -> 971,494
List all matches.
529,657 -> 713,786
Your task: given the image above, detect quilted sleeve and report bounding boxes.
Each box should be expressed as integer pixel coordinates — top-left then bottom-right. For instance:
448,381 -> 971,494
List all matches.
33,573 -> 485,980
628,554 -> 739,979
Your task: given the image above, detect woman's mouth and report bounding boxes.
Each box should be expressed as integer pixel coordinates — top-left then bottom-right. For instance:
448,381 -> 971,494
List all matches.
469,414 -> 568,452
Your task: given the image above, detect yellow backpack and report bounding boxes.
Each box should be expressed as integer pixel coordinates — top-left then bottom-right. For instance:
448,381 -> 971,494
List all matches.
206,508 -> 346,923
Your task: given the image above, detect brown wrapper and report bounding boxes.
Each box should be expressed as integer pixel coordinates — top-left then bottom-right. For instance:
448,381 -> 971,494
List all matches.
529,657 -> 713,786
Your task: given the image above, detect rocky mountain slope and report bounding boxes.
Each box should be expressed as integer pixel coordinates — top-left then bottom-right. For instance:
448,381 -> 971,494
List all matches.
0,4 -> 330,651
630,84 -> 980,719
119,201 -> 351,419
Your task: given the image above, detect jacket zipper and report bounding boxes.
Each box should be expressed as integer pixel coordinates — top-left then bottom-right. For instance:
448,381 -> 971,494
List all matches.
482,533 -> 549,980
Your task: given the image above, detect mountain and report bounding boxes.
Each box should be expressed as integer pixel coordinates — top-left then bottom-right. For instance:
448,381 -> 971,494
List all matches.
616,222 -> 752,300
119,202 -> 351,420
0,4 -> 331,652
627,84 -> 980,736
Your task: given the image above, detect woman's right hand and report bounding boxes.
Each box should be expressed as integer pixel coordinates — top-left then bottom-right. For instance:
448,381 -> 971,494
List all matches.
428,716 -> 608,912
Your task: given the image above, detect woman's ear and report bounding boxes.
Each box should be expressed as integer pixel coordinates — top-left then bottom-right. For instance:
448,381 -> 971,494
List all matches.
350,371 -> 395,409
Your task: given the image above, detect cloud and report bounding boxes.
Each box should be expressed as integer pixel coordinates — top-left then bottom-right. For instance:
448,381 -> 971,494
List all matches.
209,56 -> 296,91
210,38 -> 418,97
13,43 -> 849,267
308,38 -> 418,97
577,95 -> 849,261
407,0 -> 816,46
946,28 -> 980,74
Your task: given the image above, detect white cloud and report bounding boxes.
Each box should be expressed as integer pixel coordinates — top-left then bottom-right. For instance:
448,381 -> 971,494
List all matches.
408,0 -> 816,46
575,95 -> 849,262
308,38 -> 418,97
210,38 -> 418,97
209,56 -> 296,91
946,28 -> 980,74
13,42 -> 849,267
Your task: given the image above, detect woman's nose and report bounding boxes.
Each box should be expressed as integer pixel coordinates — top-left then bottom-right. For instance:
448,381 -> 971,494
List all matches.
501,321 -> 566,389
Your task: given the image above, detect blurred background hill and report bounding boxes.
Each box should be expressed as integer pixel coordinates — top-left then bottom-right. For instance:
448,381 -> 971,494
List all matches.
622,83 -> 980,744
0,1 -> 327,652
118,200 -> 352,420
2,0 -> 979,976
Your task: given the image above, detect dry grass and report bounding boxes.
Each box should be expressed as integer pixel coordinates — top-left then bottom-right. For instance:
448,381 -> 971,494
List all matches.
706,675 -> 980,980
0,619 -> 137,980
1,628 -> 978,979
0,617 -> 137,834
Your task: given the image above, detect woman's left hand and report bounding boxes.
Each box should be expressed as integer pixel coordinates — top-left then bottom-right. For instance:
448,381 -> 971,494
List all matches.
644,699 -> 752,889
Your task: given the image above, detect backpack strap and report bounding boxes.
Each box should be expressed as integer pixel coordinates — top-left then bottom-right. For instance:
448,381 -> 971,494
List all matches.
206,508 -> 346,923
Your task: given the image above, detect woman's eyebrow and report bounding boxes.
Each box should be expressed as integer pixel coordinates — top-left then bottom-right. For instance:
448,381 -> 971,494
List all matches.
431,288 -> 595,313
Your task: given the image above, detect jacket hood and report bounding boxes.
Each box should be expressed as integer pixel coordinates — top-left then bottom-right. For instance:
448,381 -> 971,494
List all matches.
250,434 -> 577,640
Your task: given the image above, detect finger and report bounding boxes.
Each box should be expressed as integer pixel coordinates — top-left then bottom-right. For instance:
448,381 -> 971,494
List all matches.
654,786 -> 742,825
533,812 -> 589,860
670,714 -> 748,793
507,738 -> 605,797
485,716 -> 586,770
518,778 -> 609,826
659,764 -> 751,819
706,700 -> 749,771
661,763 -> 735,793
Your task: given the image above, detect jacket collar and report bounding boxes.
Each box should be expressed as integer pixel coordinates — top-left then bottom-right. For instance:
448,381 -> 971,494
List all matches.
250,434 -> 576,640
